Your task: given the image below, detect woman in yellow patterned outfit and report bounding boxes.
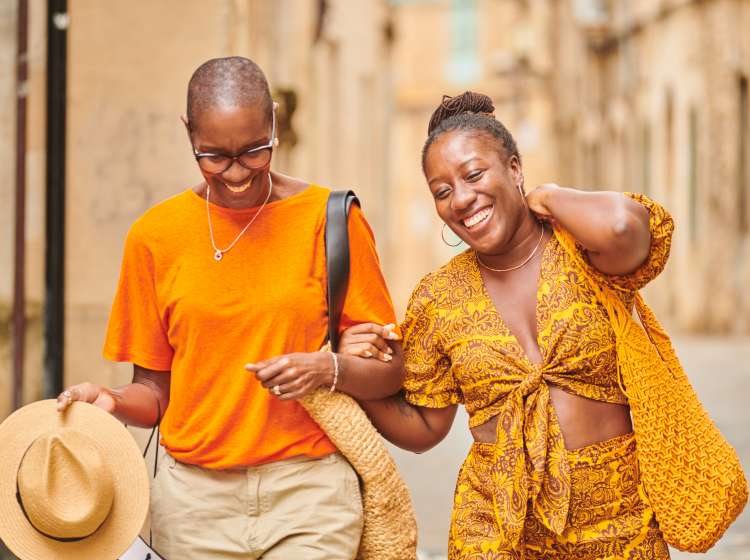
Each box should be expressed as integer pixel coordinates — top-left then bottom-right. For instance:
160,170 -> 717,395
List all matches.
341,92 -> 674,559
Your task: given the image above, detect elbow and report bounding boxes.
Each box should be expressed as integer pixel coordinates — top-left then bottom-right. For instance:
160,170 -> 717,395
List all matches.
410,432 -> 446,454
401,439 -> 439,454
611,215 -> 631,240
401,426 -> 445,454
610,208 -> 636,244
609,198 -> 649,248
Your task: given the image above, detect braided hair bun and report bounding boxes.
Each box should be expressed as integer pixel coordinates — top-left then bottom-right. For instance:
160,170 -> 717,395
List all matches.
427,91 -> 495,135
422,91 -> 520,171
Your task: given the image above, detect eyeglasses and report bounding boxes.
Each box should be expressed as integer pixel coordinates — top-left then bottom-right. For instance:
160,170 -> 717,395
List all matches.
192,112 -> 277,174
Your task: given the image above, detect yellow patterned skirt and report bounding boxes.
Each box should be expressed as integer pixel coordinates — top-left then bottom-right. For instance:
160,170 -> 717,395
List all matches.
449,433 -> 670,559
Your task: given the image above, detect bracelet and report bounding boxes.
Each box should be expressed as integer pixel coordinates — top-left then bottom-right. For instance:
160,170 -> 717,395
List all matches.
328,351 -> 340,393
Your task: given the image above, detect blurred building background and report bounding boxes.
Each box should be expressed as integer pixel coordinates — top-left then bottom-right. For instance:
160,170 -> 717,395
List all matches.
551,0 -> 750,331
1,0 -> 749,559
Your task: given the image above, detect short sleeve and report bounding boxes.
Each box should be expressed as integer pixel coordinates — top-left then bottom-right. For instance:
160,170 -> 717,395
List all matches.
401,275 -> 462,408
338,205 -> 398,333
596,192 -> 674,292
102,224 -> 174,371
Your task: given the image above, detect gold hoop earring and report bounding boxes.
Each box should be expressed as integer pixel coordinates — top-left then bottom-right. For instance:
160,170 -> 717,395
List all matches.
517,177 -> 525,198
517,179 -> 528,209
441,224 -> 463,247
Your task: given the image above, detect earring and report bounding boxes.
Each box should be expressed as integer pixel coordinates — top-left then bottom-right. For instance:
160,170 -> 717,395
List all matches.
517,179 -> 528,209
517,177 -> 525,198
273,137 -> 279,148
441,224 -> 463,247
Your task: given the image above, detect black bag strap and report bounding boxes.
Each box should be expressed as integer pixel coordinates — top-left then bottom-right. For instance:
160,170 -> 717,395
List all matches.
123,400 -> 164,557
325,190 -> 359,351
141,400 -> 161,551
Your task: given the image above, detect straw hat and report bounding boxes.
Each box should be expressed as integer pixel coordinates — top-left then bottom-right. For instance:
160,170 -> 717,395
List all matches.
0,400 -> 150,560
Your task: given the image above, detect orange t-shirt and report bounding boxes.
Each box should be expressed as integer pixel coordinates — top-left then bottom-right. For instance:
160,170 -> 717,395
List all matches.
103,185 -> 397,469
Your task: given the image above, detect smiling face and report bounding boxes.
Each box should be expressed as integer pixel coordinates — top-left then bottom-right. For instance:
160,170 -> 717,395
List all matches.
424,129 -> 525,255
187,104 -> 273,207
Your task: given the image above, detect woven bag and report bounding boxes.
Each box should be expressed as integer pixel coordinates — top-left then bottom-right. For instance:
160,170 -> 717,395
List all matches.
301,390 -> 418,560
298,190 -> 418,560
556,227 -> 748,552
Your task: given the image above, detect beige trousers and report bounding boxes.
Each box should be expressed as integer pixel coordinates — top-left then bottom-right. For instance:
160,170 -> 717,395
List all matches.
150,452 -> 363,559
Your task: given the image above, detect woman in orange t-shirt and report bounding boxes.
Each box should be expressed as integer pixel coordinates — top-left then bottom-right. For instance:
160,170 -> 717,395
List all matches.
56,57 -> 403,559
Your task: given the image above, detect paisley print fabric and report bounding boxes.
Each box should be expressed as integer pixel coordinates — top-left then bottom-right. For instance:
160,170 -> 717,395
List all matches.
451,434 -> 670,559
400,194 -> 673,556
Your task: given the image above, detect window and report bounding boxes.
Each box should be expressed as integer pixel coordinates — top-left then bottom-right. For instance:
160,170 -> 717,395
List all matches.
642,122 -> 651,196
739,75 -> 748,234
446,0 -> 480,84
664,90 -> 674,196
688,107 -> 699,242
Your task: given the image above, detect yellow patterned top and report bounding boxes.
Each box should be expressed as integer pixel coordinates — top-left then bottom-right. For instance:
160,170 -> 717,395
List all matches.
401,193 -> 674,547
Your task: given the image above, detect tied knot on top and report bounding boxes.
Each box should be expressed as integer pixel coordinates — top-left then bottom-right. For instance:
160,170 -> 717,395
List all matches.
488,364 -> 571,549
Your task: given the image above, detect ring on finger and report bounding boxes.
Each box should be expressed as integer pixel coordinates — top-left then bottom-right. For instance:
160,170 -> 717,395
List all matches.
272,385 -> 282,396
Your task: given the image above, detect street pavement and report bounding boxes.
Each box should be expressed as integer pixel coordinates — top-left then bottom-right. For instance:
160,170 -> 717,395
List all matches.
392,336 -> 750,560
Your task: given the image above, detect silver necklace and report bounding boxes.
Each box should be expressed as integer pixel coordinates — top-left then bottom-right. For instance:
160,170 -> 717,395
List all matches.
476,224 -> 545,273
206,174 -> 273,262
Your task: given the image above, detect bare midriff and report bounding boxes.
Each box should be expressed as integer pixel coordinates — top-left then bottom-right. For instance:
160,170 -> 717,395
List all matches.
470,385 -> 632,450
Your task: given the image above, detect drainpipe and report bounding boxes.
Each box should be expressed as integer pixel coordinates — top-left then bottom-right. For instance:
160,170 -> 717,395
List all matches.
12,0 -> 28,410
45,0 -> 68,399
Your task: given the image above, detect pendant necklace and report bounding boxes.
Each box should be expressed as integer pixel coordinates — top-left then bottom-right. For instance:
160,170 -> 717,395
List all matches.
206,174 -> 273,262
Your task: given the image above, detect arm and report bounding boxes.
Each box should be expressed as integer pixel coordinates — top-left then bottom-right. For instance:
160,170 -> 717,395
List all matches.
359,392 -> 457,453
327,321 -> 404,398
337,342 -> 404,398
527,184 -> 651,276
246,343 -> 404,401
57,364 -> 170,428
336,323 -> 456,452
248,201 -> 405,401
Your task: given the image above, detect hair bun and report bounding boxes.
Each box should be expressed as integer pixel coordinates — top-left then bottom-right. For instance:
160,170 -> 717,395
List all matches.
427,91 -> 495,135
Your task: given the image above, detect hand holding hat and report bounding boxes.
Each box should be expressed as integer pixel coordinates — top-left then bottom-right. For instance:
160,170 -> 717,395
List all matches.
56,383 -> 115,414
0,400 -> 150,560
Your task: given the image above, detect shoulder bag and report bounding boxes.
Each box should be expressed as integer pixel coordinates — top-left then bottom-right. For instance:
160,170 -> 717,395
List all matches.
555,226 -> 747,552
299,190 -> 418,560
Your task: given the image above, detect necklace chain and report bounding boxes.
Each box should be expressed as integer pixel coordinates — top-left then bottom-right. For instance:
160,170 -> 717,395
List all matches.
476,224 -> 545,273
206,174 -> 273,262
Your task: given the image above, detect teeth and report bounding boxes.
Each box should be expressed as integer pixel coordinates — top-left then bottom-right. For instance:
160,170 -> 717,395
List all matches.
463,206 -> 492,228
225,179 -> 252,193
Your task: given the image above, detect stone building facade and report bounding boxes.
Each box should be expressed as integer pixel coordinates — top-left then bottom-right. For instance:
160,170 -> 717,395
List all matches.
549,0 -> 750,330
387,0 -> 750,331
2,0 -> 749,424
385,0 -> 559,310
0,0 -> 395,419
0,0 -> 47,418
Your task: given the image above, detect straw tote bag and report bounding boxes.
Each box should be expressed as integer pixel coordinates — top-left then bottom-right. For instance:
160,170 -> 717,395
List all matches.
555,227 -> 747,552
299,190 -> 418,560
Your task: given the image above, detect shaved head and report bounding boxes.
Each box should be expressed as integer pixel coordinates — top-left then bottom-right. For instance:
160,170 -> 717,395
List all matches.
186,56 -> 272,128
